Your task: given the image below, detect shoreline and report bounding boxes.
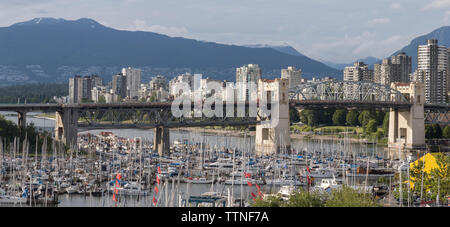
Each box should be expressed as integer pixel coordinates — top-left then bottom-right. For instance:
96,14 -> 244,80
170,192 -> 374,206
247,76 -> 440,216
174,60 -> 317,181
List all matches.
174,127 -> 377,144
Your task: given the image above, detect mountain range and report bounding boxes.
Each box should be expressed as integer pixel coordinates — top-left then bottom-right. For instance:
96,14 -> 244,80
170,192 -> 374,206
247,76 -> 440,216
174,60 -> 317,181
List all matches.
0,18 -> 339,86
0,18 -> 449,86
323,26 -> 450,71
322,56 -> 381,70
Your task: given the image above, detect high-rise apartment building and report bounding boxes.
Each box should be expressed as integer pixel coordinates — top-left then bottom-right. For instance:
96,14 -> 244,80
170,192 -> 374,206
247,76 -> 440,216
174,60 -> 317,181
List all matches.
82,76 -> 92,101
169,73 -> 195,97
374,59 -> 393,86
343,62 -> 373,99
150,75 -> 167,91
374,53 -> 412,86
122,67 -> 141,99
281,66 -> 302,89
391,52 -> 412,83
447,48 -> 450,94
69,75 -> 83,103
417,39 -> 448,104
112,73 -> 127,98
236,64 -> 262,101
343,62 -> 373,82
90,75 -> 103,87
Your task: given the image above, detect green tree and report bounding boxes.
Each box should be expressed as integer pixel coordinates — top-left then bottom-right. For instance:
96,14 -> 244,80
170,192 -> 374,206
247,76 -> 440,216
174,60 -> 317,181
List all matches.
425,125 -> 434,139
443,126 -> 450,138
300,109 -> 321,126
365,119 -> 378,134
285,190 -> 324,207
332,109 -> 347,126
98,95 -> 106,104
325,186 -> 380,207
290,108 -> 301,123
358,110 -> 375,127
432,124 -> 442,139
252,195 -> 283,207
382,112 -> 389,136
428,153 -> 450,203
346,110 -> 359,126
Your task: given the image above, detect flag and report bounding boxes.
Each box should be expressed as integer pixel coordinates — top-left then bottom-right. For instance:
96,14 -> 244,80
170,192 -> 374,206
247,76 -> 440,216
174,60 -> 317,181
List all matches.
251,192 -> 256,198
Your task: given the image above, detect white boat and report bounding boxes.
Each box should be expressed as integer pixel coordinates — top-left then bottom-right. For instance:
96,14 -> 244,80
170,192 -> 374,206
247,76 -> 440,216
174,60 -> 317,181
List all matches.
278,185 -> 295,201
66,185 -> 79,194
110,182 -> 148,196
316,177 -> 342,191
224,178 -> 260,185
185,177 -> 213,184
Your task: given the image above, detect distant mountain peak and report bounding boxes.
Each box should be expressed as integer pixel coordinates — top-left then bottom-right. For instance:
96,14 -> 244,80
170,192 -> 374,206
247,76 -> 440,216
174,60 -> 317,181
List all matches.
244,43 -> 304,57
12,17 -> 66,26
10,17 -> 104,29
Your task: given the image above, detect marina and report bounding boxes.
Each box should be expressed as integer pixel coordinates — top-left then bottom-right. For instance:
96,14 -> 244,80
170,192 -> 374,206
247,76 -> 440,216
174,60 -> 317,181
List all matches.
0,113 -> 405,207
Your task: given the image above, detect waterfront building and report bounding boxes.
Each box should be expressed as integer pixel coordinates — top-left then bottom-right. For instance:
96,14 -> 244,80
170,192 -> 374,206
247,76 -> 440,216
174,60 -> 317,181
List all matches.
417,39 -> 448,104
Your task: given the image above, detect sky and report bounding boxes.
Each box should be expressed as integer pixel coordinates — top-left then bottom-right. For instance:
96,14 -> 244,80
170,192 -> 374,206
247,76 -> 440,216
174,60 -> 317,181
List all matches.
0,0 -> 449,63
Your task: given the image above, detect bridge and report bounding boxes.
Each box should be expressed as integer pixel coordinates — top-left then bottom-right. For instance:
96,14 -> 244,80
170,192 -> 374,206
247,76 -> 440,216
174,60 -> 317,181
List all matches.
1,80 -> 450,157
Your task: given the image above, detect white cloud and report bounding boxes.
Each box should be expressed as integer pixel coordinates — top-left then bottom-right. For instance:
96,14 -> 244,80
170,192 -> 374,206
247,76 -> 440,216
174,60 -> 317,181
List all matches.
130,19 -> 189,37
445,10 -> 450,22
368,17 -> 390,25
390,3 -> 401,10
423,0 -> 450,10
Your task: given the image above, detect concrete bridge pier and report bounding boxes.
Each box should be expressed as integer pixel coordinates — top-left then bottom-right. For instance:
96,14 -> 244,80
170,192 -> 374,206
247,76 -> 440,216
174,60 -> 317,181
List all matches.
388,82 -> 426,157
154,126 -> 170,156
17,111 -> 27,133
255,78 -> 291,156
54,109 -> 79,147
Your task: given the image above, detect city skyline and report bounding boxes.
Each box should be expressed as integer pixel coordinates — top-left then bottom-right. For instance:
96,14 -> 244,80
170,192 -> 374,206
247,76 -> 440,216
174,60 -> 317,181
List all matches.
0,0 -> 449,63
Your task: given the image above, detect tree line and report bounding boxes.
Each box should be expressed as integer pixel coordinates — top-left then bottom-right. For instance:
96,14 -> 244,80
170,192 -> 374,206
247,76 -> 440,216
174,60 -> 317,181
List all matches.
0,115 -> 53,154
290,108 -> 388,135
0,83 -> 68,104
